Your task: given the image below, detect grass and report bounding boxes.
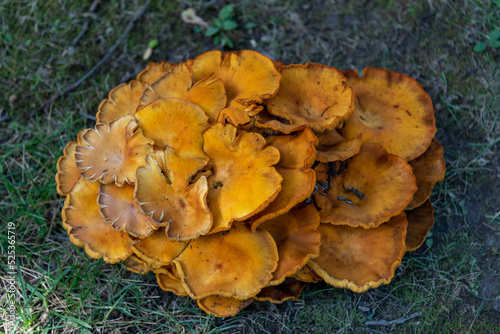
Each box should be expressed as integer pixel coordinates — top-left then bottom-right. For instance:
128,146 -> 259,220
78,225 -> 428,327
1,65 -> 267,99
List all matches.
1,0 -> 499,333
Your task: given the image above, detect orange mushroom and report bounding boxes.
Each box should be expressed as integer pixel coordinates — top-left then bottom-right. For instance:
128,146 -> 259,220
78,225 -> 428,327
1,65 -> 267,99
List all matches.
315,127 -> 362,162
255,278 -> 308,303
309,213 -> 408,292
188,50 -> 281,125
75,116 -> 154,186
342,67 -> 436,161
405,200 -> 435,251
135,98 -> 209,159
249,127 -> 318,228
96,80 -> 147,124
292,264 -> 323,283
155,265 -> 189,296
134,150 -> 212,240
132,227 -> 189,266
124,254 -> 152,274
407,138 -> 446,210
266,63 -> 354,131
139,63 -> 226,122
258,204 -> 321,285
173,223 -> 278,300
56,141 -> 81,196
135,61 -> 174,84
197,295 -> 253,317
203,123 -> 282,233
62,179 -> 133,263
314,144 -> 417,228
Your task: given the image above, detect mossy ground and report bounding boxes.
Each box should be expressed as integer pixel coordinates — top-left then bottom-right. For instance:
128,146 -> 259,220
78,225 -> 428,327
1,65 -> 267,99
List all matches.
1,0 -> 499,333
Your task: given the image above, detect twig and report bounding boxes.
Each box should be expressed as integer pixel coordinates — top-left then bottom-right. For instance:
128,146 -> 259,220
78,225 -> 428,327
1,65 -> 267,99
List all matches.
365,312 -> 422,326
70,0 -> 101,47
40,0 -> 151,111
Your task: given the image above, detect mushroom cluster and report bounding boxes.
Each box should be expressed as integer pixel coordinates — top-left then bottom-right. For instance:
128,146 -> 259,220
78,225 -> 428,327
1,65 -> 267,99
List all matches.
56,50 -> 445,317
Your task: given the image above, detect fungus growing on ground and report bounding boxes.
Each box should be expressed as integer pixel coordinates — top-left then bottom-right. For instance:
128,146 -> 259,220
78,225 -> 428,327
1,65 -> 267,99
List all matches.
56,51 -> 444,317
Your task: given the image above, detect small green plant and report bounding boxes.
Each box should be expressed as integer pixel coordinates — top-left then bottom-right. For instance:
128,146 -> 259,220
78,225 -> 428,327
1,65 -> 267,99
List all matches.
473,28 -> 500,52
204,5 -> 238,48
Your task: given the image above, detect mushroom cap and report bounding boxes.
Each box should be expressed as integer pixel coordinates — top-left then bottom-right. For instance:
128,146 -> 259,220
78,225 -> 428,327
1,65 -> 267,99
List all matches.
134,152 -> 212,240
266,63 -> 354,131
132,227 -> 189,267
405,200 -> 435,251
407,139 -> 446,210
253,109 -> 306,134
258,204 -> 321,285
155,265 -> 189,296
315,144 -> 417,228
96,80 -> 147,124
249,127 -> 318,228
343,67 -> 436,161
135,98 -> 209,159
139,63 -> 226,122
315,127 -> 362,162
292,264 -> 323,283
62,179 -> 133,264
124,254 -> 152,274
189,50 -> 281,125
75,116 -> 154,186
173,223 -> 279,300
136,61 -> 174,84
197,296 -> 253,317
255,278 -> 308,303
98,183 -> 159,238
203,123 -> 282,233
309,213 -> 408,292
56,141 -> 81,195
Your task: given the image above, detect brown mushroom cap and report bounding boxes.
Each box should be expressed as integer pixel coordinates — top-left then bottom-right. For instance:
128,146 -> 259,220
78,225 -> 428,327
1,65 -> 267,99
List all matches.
56,141 -> 81,195
132,227 -> 189,267
189,50 -> 281,125
173,223 -> 279,300
315,144 -> 417,228
134,151 -> 212,240
140,63 -> 226,122
76,116 -> 154,186
255,278 -> 308,303
136,61 -> 174,84
203,123 -> 282,233
98,183 -> 158,238
309,213 -> 408,292
96,80 -> 147,124
135,98 -> 209,159
258,204 -> 321,285
405,200 -> 435,251
62,179 -> 133,264
197,295 -> 253,317
343,67 -> 436,161
249,127 -> 318,228
407,139 -> 446,210
266,63 -> 354,131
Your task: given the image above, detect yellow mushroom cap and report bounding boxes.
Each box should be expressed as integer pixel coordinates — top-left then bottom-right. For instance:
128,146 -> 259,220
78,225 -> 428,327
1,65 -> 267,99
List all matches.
343,67 -> 437,161
124,254 -> 153,274
134,151 -> 212,240
405,200 -> 435,251
292,264 -> 323,283
135,61 -> 174,84
135,98 -> 209,159
266,63 -> 354,131
56,141 -> 81,196
309,213 -> 408,292
315,144 -> 417,228
407,138 -> 446,210
189,50 -> 281,125
259,204 -> 321,285
98,183 -> 159,238
315,127 -> 362,162
132,228 -> 189,267
197,295 -> 253,317
155,265 -> 189,296
75,116 -> 154,186
173,223 -> 279,300
203,123 -> 282,233
139,63 -> 226,122
62,179 -> 133,264
96,80 -> 147,124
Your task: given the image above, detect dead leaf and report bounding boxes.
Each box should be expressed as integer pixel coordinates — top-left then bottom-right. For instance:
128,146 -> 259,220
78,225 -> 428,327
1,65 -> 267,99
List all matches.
181,8 -> 209,28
